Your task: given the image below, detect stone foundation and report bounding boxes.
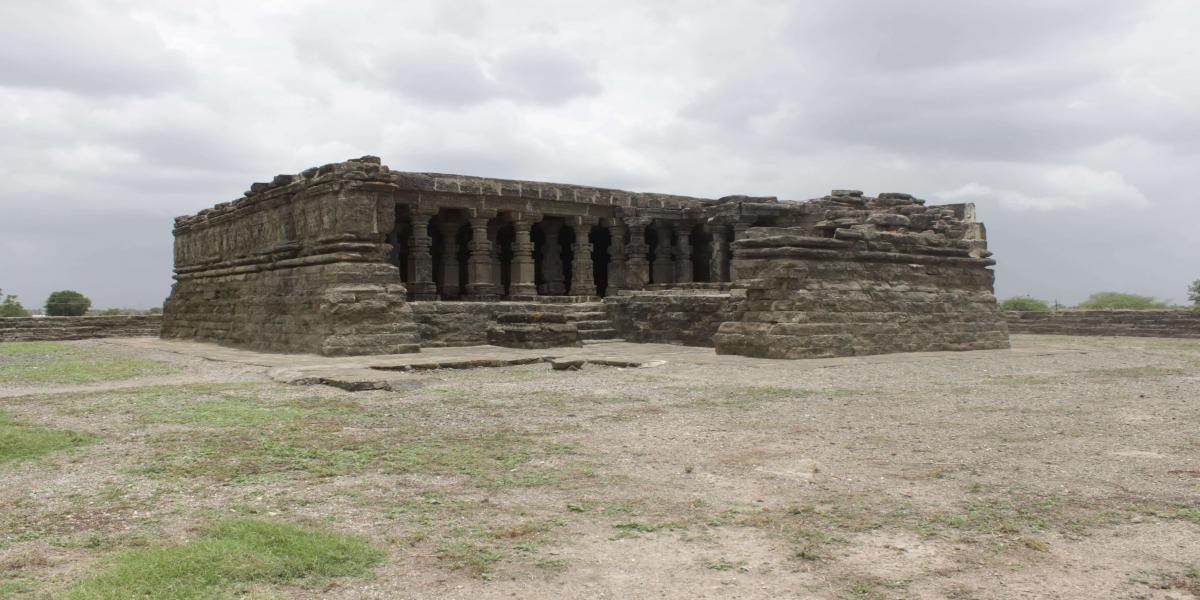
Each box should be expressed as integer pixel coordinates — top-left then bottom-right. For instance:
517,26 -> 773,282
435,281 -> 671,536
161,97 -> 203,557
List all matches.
487,312 -> 581,348
1005,310 -> 1200,338
605,289 -> 743,347
713,193 -> 1009,359
163,158 -> 1009,359
0,316 -> 163,342
163,263 -> 418,355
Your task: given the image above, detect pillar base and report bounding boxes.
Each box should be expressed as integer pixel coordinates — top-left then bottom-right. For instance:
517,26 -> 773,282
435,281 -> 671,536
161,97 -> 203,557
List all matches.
508,283 -> 538,298
407,282 -> 438,301
466,283 -> 501,301
539,283 -> 566,296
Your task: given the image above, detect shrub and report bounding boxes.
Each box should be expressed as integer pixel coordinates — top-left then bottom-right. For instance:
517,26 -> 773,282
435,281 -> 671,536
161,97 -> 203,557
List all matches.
1000,296 -> 1052,312
0,293 -> 30,318
1189,279 -> 1199,308
45,290 -> 91,316
1075,292 -> 1167,310
94,308 -> 124,316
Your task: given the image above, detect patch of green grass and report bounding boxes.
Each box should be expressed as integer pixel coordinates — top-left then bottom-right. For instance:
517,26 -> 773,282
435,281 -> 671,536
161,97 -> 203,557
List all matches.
926,493 -> 1119,539
436,542 -> 502,578
533,557 -> 568,570
1126,503 -> 1200,525
612,520 -> 684,534
147,423 -> 573,487
0,342 -> 176,385
0,578 -> 33,596
0,409 -> 95,464
52,383 -> 350,428
1084,366 -> 1185,380
66,518 -> 383,599
703,557 -> 747,572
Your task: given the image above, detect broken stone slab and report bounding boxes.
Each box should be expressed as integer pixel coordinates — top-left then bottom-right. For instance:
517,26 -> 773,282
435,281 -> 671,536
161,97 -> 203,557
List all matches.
550,358 -> 584,371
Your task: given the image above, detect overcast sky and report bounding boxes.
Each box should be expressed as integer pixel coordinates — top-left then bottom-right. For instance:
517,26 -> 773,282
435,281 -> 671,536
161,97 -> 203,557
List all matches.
1,0 -> 1196,309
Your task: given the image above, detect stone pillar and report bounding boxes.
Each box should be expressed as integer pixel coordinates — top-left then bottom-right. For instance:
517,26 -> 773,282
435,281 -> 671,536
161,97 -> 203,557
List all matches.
652,222 -> 675,285
623,217 -> 650,290
729,219 -> 754,282
568,221 -> 596,297
606,222 -> 626,296
509,217 -> 538,298
492,239 -> 504,297
675,224 -> 694,284
406,209 -> 437,300
709,225 -> 729,283
466,212 -> 499,300
439,221 -> 462,300
539,219 -> 566,295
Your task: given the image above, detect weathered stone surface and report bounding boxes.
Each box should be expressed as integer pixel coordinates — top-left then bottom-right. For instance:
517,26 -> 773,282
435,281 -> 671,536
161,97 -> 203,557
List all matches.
163,157 -> 1007,359
0,316 -> 162,342
714,227 -> 1009,359
487,316 -> 581,349
1005,310 -> 1200,338
606,289 -> 742,347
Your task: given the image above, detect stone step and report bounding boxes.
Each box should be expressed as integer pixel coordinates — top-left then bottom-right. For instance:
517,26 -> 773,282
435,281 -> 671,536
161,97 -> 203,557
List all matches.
510,295 -> 601,304
579,328 -> 621,340
573,319 -> 614,331
563,311 -> 608,321
582,338 -> 626,345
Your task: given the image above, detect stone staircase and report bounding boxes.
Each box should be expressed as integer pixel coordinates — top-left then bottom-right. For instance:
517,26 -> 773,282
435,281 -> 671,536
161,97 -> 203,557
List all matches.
557,301 -> 622,343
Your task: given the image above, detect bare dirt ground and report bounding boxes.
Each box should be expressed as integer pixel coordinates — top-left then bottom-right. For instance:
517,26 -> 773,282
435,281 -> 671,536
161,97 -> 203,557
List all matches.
1,334 -> 1198,599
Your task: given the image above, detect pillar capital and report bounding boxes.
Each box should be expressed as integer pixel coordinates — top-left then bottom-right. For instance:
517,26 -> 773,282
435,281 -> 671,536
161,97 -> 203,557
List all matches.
512,211 -> 541,225
624,216 -> 653,230
408,205 -> 438,220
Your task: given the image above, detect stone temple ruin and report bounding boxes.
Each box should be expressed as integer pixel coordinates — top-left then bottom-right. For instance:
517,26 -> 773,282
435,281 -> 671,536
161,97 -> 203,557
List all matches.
162,156 -> 1010,358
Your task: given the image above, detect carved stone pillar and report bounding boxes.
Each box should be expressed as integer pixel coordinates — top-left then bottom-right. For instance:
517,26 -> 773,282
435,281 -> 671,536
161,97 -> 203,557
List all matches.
623,217 -> 650,290
509,217 -> 537,298
606,222 -> 626,296
652,222 -> 675,285
439,221 -> 462,300
466,212 -> 499,300
729,219 -> 754,282
709,225 -> 729,283
568,221 -> 596,297
539,219 -> 566,295
674,224 -> 694,284
406,209 -> 437,300
492,239 -> 504,296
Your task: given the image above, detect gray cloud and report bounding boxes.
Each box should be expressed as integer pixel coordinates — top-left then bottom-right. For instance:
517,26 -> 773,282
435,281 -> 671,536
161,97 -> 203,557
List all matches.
0,1 -> 188,96
0,0 -> 1197,309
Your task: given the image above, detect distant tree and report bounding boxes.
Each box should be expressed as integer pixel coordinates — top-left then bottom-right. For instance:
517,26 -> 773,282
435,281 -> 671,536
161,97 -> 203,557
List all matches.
999,296 -> 1052,312
0,293 -> 30,317
95,308 -> 124,316
1189,280 -> 1200,308
1075,292 -> 1168,310
146,306 -> 163,315
44,290 -> 92,316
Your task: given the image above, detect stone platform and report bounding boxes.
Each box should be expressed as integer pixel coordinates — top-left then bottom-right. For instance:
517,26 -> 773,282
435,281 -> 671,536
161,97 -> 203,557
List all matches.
94,336 -> 1068,393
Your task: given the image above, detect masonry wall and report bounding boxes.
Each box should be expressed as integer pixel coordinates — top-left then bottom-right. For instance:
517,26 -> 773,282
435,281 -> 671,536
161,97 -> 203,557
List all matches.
1005,310 -> 1200,338
410,302 -> 539,347
605,290 -> 742,347
714,203 -> 1008,360
162,158 -> 419,356
0,316 -> 162,342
